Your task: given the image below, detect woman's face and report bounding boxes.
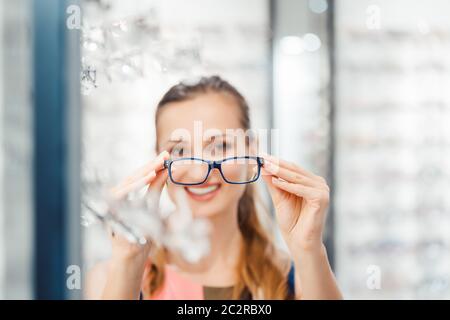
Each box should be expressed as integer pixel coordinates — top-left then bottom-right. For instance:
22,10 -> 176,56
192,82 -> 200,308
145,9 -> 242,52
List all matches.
156,92 -> 251,218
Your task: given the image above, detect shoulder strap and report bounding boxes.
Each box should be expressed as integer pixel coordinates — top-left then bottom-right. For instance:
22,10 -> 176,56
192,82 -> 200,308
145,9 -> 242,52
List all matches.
287,262 -> 295,297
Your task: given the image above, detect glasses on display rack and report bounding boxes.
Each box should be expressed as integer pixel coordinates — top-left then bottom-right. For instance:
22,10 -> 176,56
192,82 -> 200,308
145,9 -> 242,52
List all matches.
164,156 -> 264,185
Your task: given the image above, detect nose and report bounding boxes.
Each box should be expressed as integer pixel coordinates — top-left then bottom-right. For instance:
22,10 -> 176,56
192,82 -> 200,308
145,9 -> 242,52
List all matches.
204,166 -> 222,184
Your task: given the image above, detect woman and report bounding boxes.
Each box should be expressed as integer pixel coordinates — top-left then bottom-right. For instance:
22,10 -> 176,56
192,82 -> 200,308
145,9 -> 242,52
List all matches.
85,76 -> 342,300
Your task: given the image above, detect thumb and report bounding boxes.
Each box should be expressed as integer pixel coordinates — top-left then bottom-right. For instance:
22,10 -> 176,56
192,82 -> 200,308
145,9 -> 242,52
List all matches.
146,168 -> 169,201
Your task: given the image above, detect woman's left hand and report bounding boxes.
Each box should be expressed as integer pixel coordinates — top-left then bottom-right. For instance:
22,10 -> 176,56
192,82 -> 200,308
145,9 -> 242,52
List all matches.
261,153 -> 330,254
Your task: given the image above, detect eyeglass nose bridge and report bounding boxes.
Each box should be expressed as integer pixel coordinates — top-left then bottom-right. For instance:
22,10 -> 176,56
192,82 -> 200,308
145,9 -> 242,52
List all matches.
210,160 -> 223,170
203,161 -> 223,180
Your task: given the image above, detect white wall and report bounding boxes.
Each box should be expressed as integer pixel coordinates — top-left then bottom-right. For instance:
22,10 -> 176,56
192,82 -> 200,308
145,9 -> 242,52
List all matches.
335,0 -> 450,299
0,0 -> 33,299
0,0 -> 5,300
273,0 -> 330,178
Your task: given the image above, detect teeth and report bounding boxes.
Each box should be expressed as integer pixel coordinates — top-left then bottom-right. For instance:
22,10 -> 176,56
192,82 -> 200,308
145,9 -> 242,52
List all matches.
187,185 -> 219,195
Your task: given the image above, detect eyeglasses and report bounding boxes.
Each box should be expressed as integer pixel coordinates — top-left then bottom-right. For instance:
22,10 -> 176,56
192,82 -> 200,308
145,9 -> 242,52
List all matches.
164,156 -> 264,185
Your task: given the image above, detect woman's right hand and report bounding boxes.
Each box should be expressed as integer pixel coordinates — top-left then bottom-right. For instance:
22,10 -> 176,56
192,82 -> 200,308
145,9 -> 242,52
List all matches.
98,151 -> 170,300
108,150 -> 170,265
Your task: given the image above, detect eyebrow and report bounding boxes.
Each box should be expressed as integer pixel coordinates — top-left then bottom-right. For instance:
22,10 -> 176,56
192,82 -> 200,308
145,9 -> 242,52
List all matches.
163,138 -> 187,150
203,133 -> 233,141
161,133 -> 235,150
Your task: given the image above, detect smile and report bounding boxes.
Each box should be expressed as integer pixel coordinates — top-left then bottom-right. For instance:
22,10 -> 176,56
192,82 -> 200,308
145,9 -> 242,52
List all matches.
184,184 -> 221,200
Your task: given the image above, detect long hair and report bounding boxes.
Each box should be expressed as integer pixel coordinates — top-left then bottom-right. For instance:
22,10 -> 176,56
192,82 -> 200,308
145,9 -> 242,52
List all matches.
148,75 -> 292,299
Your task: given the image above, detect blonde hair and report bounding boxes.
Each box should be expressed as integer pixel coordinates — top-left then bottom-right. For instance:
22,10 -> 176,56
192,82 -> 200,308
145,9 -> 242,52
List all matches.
149,76 -> 293,299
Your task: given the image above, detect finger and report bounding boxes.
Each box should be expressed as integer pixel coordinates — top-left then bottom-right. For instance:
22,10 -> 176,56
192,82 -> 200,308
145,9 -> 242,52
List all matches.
147,168 -> 169,195
264,161 -> 325,189
121,151 -> 170,186
261,167 -> 281,199
272,177 -> 327,202
113,151 -> 169,195
138,150 -> 170,174
113,171 -> 157,199
262,153 -> 317,180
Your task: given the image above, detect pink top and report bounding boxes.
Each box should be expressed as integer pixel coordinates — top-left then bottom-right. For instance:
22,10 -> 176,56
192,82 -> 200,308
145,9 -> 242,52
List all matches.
141,264 -> 235,300
140,261 -> 295,300
150,265 -> 204,299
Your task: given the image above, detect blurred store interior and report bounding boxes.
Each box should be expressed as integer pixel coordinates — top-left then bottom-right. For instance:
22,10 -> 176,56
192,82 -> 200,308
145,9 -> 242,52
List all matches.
1,0 -> 449,299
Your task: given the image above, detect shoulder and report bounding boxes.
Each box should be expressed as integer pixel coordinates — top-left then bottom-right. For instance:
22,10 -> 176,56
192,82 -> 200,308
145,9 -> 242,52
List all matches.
84,260 -> 111,300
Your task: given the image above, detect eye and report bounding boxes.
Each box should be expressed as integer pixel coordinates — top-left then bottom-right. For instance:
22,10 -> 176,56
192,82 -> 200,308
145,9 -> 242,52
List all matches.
216,141 -> 231,151
216,141 -> 225,150
172,146 -> 185,157
209,142 -> 226,155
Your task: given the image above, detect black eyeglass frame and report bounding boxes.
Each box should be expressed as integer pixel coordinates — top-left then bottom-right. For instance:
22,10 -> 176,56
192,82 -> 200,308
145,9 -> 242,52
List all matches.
163,156 -> 265,185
